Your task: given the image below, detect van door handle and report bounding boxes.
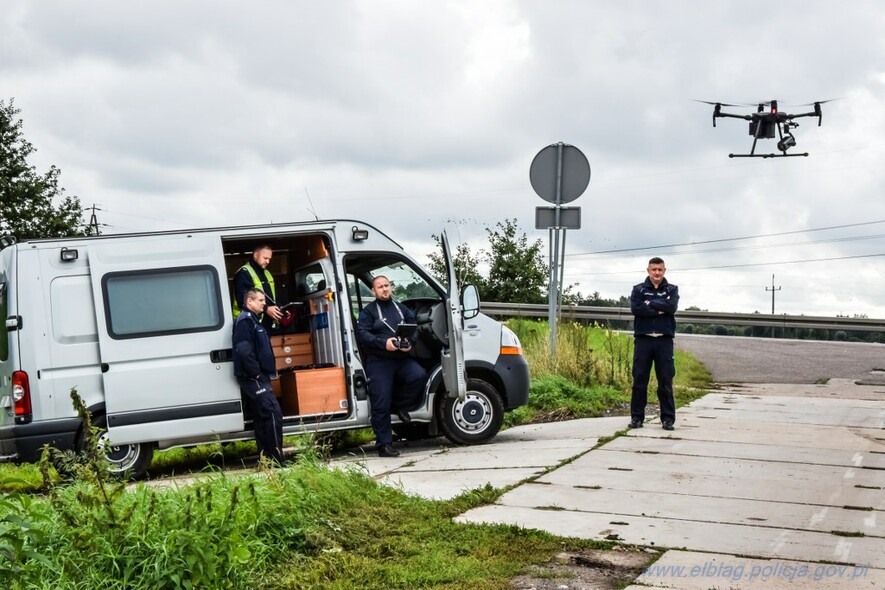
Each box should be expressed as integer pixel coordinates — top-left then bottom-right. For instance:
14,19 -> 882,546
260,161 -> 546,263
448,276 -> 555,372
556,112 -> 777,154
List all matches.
211,349 -> 233,363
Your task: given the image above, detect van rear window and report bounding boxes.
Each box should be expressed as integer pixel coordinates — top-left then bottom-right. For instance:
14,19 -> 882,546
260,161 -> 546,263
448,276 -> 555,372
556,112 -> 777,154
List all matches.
102,266 -> 223,339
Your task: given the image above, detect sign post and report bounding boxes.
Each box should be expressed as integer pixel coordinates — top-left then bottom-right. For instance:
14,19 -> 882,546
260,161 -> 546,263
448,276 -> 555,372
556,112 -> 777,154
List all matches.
530,143 -> 590,356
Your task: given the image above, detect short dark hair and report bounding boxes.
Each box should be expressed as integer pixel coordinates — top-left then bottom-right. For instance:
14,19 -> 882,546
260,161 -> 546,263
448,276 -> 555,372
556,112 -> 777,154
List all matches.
245,288 -> 266,302
252,244 -> 273,254
648,257 -> 665,266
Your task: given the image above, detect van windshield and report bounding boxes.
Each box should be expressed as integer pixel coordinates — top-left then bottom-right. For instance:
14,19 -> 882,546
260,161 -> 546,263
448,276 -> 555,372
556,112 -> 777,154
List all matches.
345,256 -> 441,316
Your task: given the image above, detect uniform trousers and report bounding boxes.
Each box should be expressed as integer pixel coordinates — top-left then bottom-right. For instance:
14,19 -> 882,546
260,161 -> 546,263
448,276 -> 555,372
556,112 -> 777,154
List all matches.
239,376 -> 284,464
630,335 -> 676,424
364,356 -> 426,446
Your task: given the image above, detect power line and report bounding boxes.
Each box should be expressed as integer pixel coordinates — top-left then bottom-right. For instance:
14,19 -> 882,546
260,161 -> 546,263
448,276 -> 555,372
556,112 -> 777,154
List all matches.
571,219 -> 885,257
572,232 -> 885,260
583,252 -> 885,275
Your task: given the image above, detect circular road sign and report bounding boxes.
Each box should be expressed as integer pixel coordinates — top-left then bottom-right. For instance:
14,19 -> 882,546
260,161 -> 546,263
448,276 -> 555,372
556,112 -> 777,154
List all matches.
529,143 -> 591,204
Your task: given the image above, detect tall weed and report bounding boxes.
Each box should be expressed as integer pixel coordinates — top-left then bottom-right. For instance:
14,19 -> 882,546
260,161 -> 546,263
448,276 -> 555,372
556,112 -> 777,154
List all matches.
509,319 -> 633,388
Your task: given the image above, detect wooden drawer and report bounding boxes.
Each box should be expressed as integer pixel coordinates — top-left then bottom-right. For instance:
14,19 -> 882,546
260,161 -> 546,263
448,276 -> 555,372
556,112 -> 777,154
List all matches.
279,367 -> 347,416
271,333 -> 314,370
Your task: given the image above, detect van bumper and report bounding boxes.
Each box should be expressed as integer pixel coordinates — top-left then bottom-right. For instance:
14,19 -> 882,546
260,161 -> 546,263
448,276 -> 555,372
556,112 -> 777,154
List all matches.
494,354 -> 530,410
0,418 -> 81,463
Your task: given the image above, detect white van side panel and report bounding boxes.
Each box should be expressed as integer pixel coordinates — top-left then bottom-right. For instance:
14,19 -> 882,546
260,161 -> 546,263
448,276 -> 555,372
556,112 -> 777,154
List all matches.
86,235 -> 243,445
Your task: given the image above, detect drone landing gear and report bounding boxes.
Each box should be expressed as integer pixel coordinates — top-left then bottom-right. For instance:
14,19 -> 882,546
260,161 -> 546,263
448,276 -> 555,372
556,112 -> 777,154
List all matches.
728,153 -> 809,158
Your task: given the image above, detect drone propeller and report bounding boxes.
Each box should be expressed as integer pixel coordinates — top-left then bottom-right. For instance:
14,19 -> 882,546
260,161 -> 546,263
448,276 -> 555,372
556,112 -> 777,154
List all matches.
693,99 -> 744,107
794,98 -> 839,107
693,99 -> 748,127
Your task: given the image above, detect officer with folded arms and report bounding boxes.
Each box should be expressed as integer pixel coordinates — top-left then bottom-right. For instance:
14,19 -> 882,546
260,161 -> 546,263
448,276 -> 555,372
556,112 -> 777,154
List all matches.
629,257 -> 679,431
233,288 -> 284,464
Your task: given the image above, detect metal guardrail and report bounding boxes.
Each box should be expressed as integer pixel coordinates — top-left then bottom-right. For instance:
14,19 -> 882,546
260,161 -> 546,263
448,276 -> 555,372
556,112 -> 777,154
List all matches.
480,302 -> 885,333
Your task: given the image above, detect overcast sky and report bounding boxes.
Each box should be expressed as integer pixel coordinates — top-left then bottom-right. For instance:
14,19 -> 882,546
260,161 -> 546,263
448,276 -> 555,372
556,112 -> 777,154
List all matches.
4,1 -> 885,317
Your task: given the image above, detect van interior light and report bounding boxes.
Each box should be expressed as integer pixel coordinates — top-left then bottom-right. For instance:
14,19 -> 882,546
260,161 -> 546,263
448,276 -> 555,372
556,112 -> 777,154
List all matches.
351,226 -> 369,241
60,247 -> 79,262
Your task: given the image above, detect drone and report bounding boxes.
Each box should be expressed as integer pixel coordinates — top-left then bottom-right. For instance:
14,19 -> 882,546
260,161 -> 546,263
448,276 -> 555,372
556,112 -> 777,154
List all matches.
698,99 -> 831,158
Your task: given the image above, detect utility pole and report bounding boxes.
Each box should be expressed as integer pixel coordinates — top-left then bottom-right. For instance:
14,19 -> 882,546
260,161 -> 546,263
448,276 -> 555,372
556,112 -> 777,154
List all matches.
87,204 -> 101,236
765,274 -> 781,314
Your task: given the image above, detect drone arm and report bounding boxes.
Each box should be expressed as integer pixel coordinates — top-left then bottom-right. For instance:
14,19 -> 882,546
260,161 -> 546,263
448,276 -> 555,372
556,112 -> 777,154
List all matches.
787,110 -> 820,124
716,111 -> 753,121
784,102 -> 824,126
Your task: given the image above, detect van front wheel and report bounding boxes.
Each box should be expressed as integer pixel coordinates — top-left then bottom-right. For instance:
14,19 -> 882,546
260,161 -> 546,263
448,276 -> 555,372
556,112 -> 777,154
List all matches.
79,415 -> 154,480
437,378 -> 504,445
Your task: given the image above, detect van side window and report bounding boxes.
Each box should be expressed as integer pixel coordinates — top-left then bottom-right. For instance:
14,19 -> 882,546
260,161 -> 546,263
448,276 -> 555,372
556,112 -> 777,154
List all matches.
292,263 -> 326,298
0,282 -> 7,361
102,266 -> 223,339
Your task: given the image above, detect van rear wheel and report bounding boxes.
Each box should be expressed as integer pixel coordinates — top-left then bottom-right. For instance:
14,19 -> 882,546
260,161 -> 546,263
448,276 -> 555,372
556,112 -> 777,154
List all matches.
79,415 -> 154,480
437,378 -> 504,445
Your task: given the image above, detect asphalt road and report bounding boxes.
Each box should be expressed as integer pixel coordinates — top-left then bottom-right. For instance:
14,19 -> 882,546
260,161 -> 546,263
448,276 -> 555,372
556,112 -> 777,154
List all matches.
674,333 -> 885,384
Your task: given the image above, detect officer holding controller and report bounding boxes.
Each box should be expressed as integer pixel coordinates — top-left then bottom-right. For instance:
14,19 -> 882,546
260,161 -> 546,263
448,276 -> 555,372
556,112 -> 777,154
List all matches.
356,275 -> 427,457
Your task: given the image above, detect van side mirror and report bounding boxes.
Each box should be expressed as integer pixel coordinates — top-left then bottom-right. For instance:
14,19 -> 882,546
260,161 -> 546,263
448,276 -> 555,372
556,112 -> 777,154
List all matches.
461,284 -> 480,319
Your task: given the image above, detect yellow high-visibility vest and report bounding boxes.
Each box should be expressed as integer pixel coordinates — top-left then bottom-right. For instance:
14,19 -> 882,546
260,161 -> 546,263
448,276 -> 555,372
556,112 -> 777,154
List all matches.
232,263 -> 276,317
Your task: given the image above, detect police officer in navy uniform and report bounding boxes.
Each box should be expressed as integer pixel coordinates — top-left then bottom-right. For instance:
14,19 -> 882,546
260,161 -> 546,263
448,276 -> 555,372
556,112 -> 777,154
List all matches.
233,288 -> 284,464
629,257 -> 679,431
356,275 -> 426,457
233,244 -> 283,330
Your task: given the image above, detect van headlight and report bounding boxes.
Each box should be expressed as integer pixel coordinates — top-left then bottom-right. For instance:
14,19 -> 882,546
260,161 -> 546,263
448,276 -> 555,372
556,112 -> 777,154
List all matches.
500,325 -> 523,356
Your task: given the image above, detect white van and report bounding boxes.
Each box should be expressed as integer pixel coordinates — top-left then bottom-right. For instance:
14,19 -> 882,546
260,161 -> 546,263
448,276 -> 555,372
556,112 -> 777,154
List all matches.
0,220 -> 529,478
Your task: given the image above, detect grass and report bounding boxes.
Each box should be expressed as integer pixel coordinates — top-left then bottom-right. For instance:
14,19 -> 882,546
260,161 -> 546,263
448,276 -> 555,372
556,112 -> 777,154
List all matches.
1,453 -> 612,589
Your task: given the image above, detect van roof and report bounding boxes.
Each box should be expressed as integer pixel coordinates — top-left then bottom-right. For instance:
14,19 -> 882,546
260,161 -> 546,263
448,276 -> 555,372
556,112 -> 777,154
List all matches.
2,218 -> 401,249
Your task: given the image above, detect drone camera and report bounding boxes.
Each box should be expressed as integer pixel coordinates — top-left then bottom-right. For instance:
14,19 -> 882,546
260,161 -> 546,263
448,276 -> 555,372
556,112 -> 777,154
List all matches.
777,133 -> 797,152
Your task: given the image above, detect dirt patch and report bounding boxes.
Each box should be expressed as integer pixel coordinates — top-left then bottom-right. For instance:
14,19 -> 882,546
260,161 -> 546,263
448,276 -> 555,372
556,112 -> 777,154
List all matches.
511,547 -> 658,590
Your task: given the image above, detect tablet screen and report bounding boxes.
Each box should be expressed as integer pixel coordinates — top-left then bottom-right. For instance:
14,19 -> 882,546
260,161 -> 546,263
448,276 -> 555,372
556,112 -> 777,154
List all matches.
395,323 -> 417,339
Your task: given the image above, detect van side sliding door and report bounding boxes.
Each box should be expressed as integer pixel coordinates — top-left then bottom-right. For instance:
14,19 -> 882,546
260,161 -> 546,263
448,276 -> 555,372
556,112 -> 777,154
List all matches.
88,235 -> 243,445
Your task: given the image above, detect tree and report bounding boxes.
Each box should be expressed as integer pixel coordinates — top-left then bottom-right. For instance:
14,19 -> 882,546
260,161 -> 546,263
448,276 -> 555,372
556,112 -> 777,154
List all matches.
483,219 -> 548,304
427,234 -> 487,293
0,98 -> 90,240
579,291 -> 630,307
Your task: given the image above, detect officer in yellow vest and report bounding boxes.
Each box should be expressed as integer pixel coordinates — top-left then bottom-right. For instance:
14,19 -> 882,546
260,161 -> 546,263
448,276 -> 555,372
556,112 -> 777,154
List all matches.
233,244 -> 283,330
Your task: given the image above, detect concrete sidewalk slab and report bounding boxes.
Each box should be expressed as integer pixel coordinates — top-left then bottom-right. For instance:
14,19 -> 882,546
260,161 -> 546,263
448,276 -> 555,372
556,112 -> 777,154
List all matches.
379,468 -> 541,501
561,448 -> 884,487
630,415 -> 885,453
497,482 -> 884,536
457,504 -> 885,567
541,465 -> 885,510
606,435 -> 885,469
687,406 -> 884,429
631,549 -> 885,589
722,379 -> 885,400
492,415 -> 628,441
693,392 -> 885,410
